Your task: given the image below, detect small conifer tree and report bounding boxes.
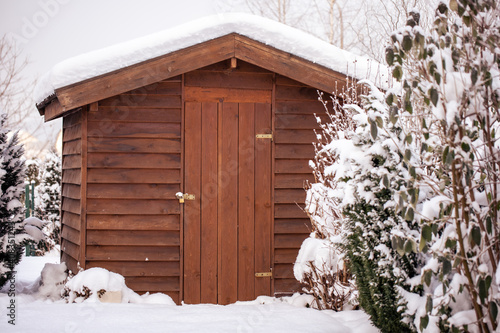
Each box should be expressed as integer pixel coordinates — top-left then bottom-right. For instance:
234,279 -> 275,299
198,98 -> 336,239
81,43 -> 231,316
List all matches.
35,151 -> 61,253
0,114 -> 31,287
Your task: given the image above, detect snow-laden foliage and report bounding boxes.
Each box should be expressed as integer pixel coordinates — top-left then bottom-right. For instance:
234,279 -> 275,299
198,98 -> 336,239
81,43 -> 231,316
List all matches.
35,151 -> 61,254
294,90 -> 358,311
302,1 -> 500,332
320,83 -> 422,332
382,1 -> 500,332
0,114 -> 33,288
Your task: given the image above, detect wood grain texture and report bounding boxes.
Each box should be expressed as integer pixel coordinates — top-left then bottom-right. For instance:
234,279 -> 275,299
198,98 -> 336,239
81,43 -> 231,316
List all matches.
86,246 -> 180,261
89,107 -> 181,123
200,102 -> 218,304
88,137 -> 181,154
87,199 -> 179,215
274,204 -> 307,219
63,125 -> 82,142
79,108 -> 88,269
87,214 -> 179,231
274,218 -> 311,234
87,153 -> 180,169
275,129 -> 318,144
62,155 -> 81,170
185,70 -> 273,90
275,114 -> 328,129
86,261 -> 180,277
87,122 -> 180,139
275,144 -> 314,159
62,212 -> 81,231
63,140 -> 81,155
99,95 -> 181,108
61,239 -> 79,261
274,189 -> 307,204
238,103 -> 255,301
254,103 -> 272,298
87,169 -> 180,184
125,276 -> 179,292
87,230 -> 180,246
275,100 -> 328,115
63,110 -> 82,127
183,102 -> 202,304
275,160 -> 313,174
185,87 -> 271,103
274,174 -> 314,189
274,278 -> 302,293
61,225 -> 80,246
275,85 -> 322,101
87,183 -> 180,199
217,102 -> 239,305
274,234 -> 308,248
62,198 -> 80,215
43,99 -> 64,121
274,248 -> 301,264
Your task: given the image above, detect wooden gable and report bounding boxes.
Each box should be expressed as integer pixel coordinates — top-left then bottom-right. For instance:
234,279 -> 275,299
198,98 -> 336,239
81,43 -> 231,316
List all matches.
37,33 -> 348,121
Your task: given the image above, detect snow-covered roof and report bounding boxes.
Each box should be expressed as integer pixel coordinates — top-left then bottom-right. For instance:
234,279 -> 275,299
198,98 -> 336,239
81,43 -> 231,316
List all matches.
35,13 -> 389,108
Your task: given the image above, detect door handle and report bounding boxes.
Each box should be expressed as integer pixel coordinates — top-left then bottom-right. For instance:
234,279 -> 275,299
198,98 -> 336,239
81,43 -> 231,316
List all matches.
176,192 -> 195,203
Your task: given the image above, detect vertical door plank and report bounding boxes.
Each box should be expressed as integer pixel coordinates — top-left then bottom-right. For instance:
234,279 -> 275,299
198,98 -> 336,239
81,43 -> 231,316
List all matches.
200,102 -> 218,303
184,102 -> 202,303
238,103 -> 255,301
218,102 -> 239,305
254,103 -> 272,297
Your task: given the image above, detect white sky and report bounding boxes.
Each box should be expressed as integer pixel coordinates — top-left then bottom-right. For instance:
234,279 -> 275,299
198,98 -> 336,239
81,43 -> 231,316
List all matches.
0,0 -> 218,156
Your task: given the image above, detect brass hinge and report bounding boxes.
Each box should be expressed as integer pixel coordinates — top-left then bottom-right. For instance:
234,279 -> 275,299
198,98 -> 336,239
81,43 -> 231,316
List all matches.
256,133 -> 273,141
255,269 -> 273,278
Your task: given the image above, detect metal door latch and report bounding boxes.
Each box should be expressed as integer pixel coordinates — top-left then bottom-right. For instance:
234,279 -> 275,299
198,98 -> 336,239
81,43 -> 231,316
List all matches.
176,192 -> 195,203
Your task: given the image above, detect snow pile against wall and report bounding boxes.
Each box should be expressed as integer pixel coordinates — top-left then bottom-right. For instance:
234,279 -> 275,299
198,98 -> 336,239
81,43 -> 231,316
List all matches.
34,13 -> 388,104
294,237 -> 339,282
63,267 -> 175,305
38,262 -> 67,301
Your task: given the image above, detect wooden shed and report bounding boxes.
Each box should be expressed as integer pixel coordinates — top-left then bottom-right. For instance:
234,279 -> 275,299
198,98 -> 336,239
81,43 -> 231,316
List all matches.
35,15 -> 371,304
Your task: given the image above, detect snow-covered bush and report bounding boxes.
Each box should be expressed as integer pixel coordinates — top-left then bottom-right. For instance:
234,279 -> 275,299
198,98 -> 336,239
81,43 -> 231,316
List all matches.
295,91 -> 358,311
304,1 -> 500,331
322,82 -> 422,332
35,151 -> 61,254
382,1 -> 500,331
294,236 -> 354,311
0,114 -> 34,288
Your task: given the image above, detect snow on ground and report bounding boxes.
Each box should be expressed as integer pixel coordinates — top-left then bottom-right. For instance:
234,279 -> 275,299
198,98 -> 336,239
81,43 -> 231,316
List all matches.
0,254 -> 379,332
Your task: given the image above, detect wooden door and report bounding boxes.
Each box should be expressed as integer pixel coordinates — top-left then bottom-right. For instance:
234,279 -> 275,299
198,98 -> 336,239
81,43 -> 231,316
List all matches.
183,101 -> 272,304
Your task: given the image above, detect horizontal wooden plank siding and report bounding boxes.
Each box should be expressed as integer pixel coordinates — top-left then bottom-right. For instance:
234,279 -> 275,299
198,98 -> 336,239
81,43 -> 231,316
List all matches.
273,75 -> 329,296
61,111 -> 83,274
85,78 -> 183,302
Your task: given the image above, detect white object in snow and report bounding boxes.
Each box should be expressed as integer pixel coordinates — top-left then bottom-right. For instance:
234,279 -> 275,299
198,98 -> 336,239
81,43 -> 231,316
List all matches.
38,262 -> 68,301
